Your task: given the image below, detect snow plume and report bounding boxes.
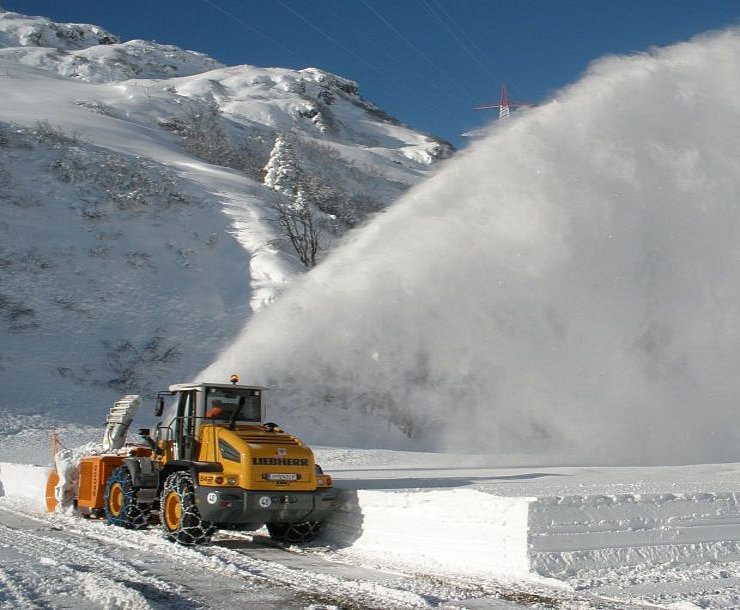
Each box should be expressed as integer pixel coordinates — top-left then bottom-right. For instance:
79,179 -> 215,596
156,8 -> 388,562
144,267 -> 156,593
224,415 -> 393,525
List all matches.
204,29 -> 740,465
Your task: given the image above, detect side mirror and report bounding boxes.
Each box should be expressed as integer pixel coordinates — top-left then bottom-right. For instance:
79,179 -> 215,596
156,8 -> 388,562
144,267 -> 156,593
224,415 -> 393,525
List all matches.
154,397 -> 164,417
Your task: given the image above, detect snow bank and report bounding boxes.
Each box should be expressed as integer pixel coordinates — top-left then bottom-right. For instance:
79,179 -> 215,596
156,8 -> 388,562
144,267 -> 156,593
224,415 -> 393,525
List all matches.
319,487 -> 740,579
0,462 -> 51,512
322,488 -> 533,578
529,492 -> 740,576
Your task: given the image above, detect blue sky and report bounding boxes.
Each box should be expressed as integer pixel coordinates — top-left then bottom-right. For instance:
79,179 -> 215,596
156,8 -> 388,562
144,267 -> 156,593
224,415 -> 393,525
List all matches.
5,1 -> 740,147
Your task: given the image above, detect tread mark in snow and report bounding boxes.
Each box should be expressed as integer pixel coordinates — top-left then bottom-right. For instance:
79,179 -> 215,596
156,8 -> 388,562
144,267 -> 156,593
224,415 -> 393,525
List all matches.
0,521 -> 195,609
0,564 -> 41,610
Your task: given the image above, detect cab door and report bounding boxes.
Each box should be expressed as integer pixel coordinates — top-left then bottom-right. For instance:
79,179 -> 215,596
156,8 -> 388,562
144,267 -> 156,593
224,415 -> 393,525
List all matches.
174,390 -> 197,461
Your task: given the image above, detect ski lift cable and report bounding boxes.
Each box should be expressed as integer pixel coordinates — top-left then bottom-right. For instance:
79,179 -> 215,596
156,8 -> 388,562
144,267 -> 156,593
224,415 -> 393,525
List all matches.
359,0 -> 480,104
200,0 -> 295,55
276,0 -> 448,114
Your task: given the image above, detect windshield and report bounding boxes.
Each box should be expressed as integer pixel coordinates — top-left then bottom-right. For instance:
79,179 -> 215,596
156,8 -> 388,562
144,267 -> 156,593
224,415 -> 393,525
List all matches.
204,387 -> 262,422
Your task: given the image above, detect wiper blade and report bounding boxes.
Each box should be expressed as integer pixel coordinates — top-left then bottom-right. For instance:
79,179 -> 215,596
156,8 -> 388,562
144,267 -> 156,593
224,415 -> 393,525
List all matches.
229,396 -> 246,429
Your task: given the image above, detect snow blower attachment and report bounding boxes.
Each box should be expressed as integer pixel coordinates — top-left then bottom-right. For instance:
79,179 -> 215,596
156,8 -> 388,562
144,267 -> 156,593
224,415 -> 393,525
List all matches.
102,395 -> 141,451
46,376 -> 336,546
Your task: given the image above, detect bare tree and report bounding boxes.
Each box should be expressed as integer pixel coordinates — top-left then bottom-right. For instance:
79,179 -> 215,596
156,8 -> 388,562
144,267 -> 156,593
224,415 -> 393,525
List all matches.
265,135 -> 325,267
272,190 -> 322,268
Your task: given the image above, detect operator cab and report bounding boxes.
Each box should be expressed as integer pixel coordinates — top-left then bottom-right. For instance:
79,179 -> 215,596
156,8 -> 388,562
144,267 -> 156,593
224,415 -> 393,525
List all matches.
164,382 -> 266,425
155,379 -> 266,461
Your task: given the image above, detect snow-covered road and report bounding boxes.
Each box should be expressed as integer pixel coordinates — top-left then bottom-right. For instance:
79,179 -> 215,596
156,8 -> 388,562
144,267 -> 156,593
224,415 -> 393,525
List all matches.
4,448 -> 740,608
0,500 -> 571,609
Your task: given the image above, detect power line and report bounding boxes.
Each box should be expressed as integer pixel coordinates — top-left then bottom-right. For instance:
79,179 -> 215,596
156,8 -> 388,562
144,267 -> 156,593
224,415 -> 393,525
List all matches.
347,25 -> 466,108
276,0 -> 448,114
419,0 -> 526,101
419,0 -> 497,82
359,0 -> 480,104
277,0 -> 380,73
200,0 -> 294,56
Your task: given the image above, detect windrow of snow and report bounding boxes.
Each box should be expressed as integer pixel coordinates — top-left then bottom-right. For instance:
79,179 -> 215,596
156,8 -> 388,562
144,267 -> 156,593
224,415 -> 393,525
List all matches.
0,462 -> 50,512
528,491 -> 740,576
322,487 -> 740,579
323,488 -> 533,578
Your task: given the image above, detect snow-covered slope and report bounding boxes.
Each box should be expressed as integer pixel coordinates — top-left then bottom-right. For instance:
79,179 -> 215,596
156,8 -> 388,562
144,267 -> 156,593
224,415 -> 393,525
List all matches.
0,8 -> 452,437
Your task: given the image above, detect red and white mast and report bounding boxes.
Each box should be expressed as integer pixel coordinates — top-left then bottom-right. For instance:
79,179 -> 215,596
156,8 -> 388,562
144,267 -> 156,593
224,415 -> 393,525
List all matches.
474,85 -> 531,120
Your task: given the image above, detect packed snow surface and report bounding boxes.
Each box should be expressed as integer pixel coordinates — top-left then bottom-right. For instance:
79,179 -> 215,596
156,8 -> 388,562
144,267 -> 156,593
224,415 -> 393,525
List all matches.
204,27 -> 740,465
3,449 -> 740,608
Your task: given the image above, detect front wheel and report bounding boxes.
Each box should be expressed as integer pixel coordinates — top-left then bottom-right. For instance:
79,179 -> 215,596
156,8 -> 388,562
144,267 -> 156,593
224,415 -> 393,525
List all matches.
267,521 -> 321,544
104,467 -> 150,529
160,471 -> 215,546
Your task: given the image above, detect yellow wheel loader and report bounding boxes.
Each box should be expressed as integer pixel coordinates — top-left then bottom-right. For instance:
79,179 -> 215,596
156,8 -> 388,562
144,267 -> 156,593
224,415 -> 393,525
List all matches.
46,375 -> 336,546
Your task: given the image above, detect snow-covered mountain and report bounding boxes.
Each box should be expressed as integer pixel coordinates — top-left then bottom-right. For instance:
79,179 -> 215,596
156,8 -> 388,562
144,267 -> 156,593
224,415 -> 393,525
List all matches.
0,8 -> 452,435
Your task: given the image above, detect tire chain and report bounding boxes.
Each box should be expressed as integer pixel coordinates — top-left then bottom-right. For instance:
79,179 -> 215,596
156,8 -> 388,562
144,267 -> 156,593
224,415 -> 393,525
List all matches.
103,466 -> 151,530
267,520 -> 321,544
160,471 -> 215,546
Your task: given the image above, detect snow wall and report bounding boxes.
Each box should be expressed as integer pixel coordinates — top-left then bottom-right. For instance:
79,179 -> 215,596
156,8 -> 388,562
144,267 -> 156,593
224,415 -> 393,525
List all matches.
0,462 -> 51,512
323,487 -> 740,579
203,28 -> 740,466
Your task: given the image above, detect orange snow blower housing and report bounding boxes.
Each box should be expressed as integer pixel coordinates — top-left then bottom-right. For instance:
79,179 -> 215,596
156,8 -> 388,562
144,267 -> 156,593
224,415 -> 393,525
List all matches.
46,376 -> 335,546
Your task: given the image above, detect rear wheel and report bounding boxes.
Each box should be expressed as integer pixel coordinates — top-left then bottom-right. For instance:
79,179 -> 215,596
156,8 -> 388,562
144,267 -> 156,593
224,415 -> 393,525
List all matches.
160,471 -> 215,546
267,521 -> 321,544
104,467 -> 149,529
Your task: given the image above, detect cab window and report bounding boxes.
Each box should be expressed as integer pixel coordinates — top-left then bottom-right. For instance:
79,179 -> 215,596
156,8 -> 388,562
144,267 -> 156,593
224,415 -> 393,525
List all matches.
205,387 -> 261,422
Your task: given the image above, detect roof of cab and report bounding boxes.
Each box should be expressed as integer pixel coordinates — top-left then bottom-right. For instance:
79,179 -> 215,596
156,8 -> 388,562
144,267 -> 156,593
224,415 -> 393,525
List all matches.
168,382 -> 268,392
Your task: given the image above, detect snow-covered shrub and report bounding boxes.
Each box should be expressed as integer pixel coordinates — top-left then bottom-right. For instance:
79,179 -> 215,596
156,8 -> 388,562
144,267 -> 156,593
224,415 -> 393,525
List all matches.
159,100 -> 232,166
47,143 -> 191,218
32,120 -> 80,145
317,88 -> 335,105
104,334 -> 181,394
72,99 -> 119,118
0,293 -> 39,332
159,102 -> 271,180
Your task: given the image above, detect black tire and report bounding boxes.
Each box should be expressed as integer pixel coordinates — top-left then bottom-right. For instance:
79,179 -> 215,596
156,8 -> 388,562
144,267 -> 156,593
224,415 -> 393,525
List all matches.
267,521 -> 321,544
103,466 -> 150,530
160,471 -> 215,546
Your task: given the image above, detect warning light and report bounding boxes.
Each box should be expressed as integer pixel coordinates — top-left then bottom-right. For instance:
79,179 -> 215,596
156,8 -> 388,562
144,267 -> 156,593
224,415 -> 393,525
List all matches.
230,374 -> 239,385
